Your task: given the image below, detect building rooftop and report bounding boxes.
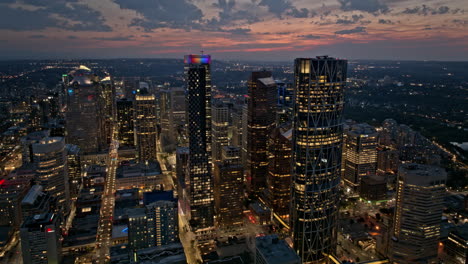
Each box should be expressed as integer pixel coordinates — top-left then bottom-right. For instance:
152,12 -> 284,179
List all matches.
399,163 -> 447,186
22,185 -> 44,205
116,160 -> 161,179
255,235 -> 300,264
143,190 -> 175,205
347,123 -> 378,137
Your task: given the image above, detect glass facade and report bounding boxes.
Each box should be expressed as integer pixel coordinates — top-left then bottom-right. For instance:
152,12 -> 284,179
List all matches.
185,55 -> 214,229
291,57 -> 347,263
246,71 -> 277,194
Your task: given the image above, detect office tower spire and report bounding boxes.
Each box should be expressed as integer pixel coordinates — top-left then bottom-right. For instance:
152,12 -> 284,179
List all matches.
185,54 -> 214,229
291,56 -> 347,263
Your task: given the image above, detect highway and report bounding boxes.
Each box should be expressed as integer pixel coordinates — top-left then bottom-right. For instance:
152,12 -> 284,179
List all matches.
95,137 -> 119,263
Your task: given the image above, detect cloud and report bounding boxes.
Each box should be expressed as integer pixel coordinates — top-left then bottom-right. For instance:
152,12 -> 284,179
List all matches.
286,8 -> 309,18
28,34 -> 46,39
402,5 -> 452,16
298,34 -> 321,39
259,0 -> 294,17
222,28 -> 251,35
336,14 -> 364,24
93,35 -> 134,41
0,0 -> 112,32
378,19 -> 394,25
335,26 -> 366,35
259,0 -> 311,18
115,0 -> 203,31
338,0 -> 388,13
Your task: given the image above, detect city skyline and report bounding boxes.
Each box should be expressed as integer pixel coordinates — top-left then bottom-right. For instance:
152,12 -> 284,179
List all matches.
0,0 -> 467,61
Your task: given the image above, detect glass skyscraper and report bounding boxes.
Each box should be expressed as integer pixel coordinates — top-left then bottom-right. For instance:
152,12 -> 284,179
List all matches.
185,54 -> 214,229
246,71 -> 277,194
291,56 -> 347,263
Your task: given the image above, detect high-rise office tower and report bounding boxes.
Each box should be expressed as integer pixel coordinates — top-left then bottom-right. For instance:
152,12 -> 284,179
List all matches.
32,137 -> 70,213
343,123 -> 378,191
20,213 -> 61,264
65,144 -> 81,199
230,104 -> 244,147
176,147 -> 190,216
211,101 -> 230,162
266,127 -> 292,219
65,65 -> 108,154
185,54 -> 214,229
134,90 -> 157,162
128,208 -> 148,250
146,199 -> 179,247
390,164 -> 446,264
127,198 -> 178,250
246,71 -> 277,194
101,76 -> 116,146
214,146 -> 244,228
291,56 -> 347,263
117,99 -> 135,146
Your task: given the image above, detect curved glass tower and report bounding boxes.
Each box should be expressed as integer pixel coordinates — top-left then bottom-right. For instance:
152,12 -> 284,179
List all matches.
291,56 -> 347,263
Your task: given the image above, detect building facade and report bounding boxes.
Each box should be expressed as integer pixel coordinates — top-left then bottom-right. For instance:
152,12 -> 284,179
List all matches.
117,98 -> 135,146
134,92 -> 158,162
211,101 -> 230,162
214,146 -> 244,228
65,66 -> 108,154
266,127 -> 292,219
390,164 -> 447,264
343,123 -> 378,190
20,213 -> 61,264
32,137 -> 70,213
185,54 -> 214,229
246,71 -> 277,194
291,56 -> 347,263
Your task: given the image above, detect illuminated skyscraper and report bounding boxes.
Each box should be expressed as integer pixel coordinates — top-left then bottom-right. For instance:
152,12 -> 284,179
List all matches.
185,54 -> 214,229
32,137 -> 70,213
116,99 -> 135,146
390,164 -> 446,264
65,66 -> 108,154
20,213 -> 61,264
266,127 -> 292,219
291,56 -> 347,263
134,90 -> 157,162
214,146 -> 244,228
211,101 -> 229,162
246,71 -> 277,194
343,123 -> 378,191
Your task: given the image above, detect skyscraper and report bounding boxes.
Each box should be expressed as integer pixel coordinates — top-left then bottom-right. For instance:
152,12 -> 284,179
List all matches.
343,123 -> 378,191
116,98 -> 135,146
246,71 -> 277,194
20,213 -> 61,264
65,65 -> 108,154
291,56 -> 347,263
214,146 -> 244,228
266,127 -> 292,219
32,137 -> 70,213
185,54 -> 214,229
211,101 -> 230,162
390,164 -> 446,263
134,91 -> 157,162
146,199 -> 178,247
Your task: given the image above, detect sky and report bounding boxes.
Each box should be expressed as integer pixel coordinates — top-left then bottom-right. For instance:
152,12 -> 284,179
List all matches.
0,0 -> 467,61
